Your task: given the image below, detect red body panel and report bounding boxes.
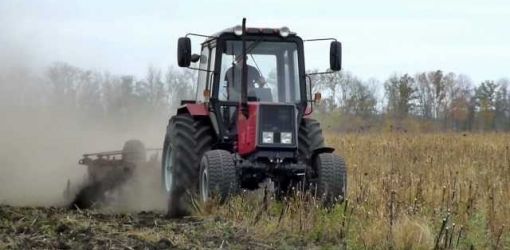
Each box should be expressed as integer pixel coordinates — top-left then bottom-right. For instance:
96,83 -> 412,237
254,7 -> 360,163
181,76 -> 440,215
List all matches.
178,103 -> 208,116
237,103 -> 259,156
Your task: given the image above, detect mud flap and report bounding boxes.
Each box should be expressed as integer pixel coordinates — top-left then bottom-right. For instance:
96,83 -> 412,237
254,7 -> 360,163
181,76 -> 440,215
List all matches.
311,147 -> 335,160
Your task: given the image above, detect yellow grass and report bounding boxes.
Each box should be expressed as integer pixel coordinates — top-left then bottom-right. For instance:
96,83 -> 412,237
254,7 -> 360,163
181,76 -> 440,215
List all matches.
205,133 -> 510,249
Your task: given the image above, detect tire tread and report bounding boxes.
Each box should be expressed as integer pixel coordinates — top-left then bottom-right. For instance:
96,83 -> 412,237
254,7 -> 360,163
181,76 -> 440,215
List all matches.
163,114 -> 215,218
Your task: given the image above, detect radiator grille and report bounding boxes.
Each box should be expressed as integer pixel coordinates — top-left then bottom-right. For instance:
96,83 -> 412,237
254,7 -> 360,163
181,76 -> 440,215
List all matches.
258,104 -> 297,147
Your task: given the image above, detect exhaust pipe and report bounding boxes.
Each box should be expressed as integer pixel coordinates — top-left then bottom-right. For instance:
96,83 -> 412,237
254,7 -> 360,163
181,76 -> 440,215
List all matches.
240,17 -> 249,118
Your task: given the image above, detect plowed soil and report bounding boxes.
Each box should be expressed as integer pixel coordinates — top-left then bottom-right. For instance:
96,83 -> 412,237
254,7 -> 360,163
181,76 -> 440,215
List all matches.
0,205 -> 273,250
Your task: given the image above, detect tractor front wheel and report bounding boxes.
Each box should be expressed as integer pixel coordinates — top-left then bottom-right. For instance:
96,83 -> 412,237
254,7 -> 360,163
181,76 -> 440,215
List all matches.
313,153 -> 347,205
199,150 -> 239,203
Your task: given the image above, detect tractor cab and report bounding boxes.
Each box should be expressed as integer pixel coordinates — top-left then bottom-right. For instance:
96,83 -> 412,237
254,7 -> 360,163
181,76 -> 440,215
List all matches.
186,26 -> 305,104
212,27 -> 306,157
163,19 -> 346,218
216,32 -> 303,105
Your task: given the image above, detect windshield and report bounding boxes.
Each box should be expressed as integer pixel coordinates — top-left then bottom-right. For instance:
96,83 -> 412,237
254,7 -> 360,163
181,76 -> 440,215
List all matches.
219,40 -> 301,103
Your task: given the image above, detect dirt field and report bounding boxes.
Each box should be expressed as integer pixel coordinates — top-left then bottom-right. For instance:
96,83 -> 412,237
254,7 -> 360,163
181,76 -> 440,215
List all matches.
0,205 -> 269,249
1,133 -> 509,249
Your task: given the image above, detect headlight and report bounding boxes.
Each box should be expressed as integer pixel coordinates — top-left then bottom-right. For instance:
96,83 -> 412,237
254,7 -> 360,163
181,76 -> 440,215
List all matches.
279,27 -> 290,37
281,132 -> 292,144
233,25 -> 243,36
262,132 -> 274,144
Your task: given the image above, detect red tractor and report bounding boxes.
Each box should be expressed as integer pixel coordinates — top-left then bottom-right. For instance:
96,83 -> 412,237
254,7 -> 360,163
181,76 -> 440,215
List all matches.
162,19 -> 347,217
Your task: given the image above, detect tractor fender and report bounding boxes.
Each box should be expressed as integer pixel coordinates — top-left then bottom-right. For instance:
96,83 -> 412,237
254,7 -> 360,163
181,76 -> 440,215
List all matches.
311,146 -> 335,159
177,103 -> 209,116
176,103 -> 220,144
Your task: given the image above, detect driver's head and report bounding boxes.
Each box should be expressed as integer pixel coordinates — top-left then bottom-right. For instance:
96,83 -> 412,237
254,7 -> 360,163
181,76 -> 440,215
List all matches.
234,55 -> 246,66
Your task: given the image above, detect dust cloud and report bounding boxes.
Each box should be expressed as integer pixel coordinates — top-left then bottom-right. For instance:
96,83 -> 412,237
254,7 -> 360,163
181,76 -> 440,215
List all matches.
0,47 -> 168,211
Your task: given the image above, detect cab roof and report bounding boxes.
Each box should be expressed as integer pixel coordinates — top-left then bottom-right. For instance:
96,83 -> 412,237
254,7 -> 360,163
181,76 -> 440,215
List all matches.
203,26 -> 297,43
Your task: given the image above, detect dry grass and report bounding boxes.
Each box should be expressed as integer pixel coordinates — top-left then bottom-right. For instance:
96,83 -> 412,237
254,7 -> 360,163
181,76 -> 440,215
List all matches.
202,133 -> 510,249
2,133 -> 509,249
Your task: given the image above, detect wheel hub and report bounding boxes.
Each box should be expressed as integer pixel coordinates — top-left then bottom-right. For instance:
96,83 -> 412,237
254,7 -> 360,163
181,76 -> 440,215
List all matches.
164,145 -> 174,192
200,166 -> 209,202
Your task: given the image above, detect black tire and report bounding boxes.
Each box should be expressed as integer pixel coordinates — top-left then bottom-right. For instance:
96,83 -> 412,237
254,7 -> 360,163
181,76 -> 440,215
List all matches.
314,153 -> 347,204
199,150 -> 239,203
162,114 -> 214,218
122,139 -> 146,165
298,119 -> 325,161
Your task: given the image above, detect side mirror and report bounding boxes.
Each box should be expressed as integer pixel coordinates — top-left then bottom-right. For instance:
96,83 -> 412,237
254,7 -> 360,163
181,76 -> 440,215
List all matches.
177,37 -> 192,67
329,41 -> 342,71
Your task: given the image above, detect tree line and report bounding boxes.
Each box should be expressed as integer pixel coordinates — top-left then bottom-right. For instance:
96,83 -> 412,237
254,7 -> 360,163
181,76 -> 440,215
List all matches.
0,62 -> 198,128
3,62 -> 509,132
311,70 -> 510,132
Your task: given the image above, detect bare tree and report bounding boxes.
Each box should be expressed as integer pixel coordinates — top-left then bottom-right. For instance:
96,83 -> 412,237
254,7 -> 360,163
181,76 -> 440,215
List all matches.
165,67 -> 196,110
495,78 -> 510,130
384,74 -> 417,119
475,80 -> 498,130
447,74 -> 473,131
46,62 -> 82,110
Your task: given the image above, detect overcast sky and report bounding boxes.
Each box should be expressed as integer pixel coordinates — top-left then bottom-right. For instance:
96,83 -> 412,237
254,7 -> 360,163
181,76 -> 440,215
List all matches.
1,0 -> 509,83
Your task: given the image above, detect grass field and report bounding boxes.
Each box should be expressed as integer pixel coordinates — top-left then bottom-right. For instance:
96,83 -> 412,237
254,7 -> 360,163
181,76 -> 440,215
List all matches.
1,133 -> 509,249
205,133 -> 510,249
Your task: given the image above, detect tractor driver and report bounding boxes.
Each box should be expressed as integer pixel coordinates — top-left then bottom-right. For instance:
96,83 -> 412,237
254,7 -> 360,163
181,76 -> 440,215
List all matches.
224,55 -> 266,101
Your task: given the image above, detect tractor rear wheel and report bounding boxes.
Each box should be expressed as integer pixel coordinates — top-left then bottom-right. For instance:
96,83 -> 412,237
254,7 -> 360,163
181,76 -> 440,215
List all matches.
313,153 -> 347,204
298,119 -> 325,161
199,150 -> 239,203
162,114 -> 214,218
